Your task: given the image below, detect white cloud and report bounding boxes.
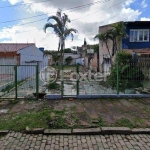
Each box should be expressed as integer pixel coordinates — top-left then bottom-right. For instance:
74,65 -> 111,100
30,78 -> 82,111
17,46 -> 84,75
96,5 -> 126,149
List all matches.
3,0 -> 141,49
0,25 -> 59,50
141,0 -> 147,8
124,0 -> 135,7
7,0 -> 22,5
140,17 -> 150,21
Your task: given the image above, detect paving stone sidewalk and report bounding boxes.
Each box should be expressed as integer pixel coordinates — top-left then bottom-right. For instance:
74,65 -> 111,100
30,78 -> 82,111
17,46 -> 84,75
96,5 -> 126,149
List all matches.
0,132 -> 150,150
0,98 -> 150,128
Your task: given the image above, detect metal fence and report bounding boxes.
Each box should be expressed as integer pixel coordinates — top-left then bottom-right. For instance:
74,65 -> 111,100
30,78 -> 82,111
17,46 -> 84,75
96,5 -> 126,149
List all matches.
0,65 -> 38,100
0,62 -> 150,100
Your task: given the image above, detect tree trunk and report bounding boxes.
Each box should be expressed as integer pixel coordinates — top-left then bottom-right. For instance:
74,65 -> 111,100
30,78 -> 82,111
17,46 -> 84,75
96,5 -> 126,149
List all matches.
62,41 -> 65,65
105,42 -> 111,58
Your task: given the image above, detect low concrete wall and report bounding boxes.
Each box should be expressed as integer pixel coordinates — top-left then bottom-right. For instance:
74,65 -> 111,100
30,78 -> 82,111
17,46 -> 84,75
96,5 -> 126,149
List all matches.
45,94 -> 150,100
46,94 -> 62,99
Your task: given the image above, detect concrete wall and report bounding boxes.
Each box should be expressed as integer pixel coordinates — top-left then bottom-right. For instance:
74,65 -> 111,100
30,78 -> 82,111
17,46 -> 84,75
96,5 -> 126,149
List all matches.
18,45 -> 47,64
85,53 -> 98,70
17,45 -> 48,81
99,22 -> 121,72
76,58 -> 85,65
64,53 -> 80,65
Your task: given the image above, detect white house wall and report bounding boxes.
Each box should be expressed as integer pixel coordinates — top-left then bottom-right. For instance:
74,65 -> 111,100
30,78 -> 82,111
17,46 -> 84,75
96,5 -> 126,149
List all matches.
64,53 -> 80,65
18,45 -> 44,64
17,45 -> 48,81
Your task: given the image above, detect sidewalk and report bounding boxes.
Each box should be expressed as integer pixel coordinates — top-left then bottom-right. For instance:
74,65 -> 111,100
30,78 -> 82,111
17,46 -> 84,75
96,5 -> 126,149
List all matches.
0,98 -> 150,130
0,132 -> 150,150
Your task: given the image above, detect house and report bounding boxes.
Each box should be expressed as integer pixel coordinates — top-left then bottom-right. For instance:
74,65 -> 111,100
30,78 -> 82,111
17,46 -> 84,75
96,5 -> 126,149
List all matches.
76,39 -> 98,71
64,53 -> 81,65
0,43 -> 48,65
99,21 -> 150,72
0,43 -> 48,80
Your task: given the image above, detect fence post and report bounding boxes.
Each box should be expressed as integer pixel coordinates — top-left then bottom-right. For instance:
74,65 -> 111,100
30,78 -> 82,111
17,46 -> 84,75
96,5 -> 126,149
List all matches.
36,63 -> 39,100
61,65 -> 64,96
15,65 -> 17,99
117,62 -> 119,95
76,64 -> 79,96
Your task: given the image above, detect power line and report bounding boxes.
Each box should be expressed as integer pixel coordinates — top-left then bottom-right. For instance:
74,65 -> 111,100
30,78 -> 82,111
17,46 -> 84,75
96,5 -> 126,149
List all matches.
15,0 -> 126,27
0,0 -> 53,9
0,0 -> 110,24
72,0 -> 126,21
0,0 -> 126,34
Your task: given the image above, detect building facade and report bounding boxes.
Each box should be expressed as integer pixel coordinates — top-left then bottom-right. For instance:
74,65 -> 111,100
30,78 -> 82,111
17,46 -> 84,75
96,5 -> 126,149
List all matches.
99,21 -> 150,72
0,43 -> 48,80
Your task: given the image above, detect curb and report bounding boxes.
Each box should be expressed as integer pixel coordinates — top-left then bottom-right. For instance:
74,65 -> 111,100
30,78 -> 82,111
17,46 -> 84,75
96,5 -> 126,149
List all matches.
0,130 -> 9,135
44,129 -> 71,135
1,127 -> 150,135
132,128 -> 150,134
73,128 -> 101,135
101,127 -> 131,135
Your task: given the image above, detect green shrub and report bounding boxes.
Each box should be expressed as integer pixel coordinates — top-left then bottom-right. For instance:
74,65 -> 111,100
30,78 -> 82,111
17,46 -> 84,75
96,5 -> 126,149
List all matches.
115,51 -> 132,63
47,82 -> 60,90
107,52 -> 144,91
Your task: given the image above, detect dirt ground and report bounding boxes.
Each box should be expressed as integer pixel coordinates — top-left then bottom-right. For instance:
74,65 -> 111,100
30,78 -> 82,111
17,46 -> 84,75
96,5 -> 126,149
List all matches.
0,98 -> 150,128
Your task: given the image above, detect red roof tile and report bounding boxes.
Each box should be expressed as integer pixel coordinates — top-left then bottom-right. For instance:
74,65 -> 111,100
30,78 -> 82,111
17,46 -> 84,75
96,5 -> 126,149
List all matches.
0,43 -> 35,52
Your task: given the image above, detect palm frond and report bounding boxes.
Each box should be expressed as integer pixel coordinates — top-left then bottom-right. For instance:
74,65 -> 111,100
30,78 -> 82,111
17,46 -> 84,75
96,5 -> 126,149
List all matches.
64,28 -> 77,41
47,16 -> 62,26
62,13 -> 70,26
43,23 -> 54,33
94,33 -> 106,41
53,24 -> 62,37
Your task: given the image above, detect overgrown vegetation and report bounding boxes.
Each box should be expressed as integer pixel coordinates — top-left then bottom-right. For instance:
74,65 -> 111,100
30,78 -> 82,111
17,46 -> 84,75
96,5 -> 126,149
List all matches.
107,51 -> 144,91
0,109 -> 67,131
65,56 -> 73,65
52,54 -> 60,66
114,118 -> 135,128
47,81 -> 60,90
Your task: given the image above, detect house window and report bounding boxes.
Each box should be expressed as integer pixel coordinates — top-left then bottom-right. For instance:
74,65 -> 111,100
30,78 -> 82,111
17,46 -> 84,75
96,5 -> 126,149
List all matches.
130,29 -> 149,42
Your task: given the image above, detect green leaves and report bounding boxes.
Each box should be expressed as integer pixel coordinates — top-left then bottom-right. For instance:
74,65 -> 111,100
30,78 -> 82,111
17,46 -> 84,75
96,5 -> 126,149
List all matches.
43,10 -> 77,65
107,52 -> 144,91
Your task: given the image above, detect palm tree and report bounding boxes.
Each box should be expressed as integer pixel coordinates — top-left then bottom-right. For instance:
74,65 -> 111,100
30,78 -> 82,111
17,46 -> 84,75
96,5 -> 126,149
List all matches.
94,22 -> 126,58
110,22 -> 127,56
43,10 -> 77,65
94,32 -> 111,58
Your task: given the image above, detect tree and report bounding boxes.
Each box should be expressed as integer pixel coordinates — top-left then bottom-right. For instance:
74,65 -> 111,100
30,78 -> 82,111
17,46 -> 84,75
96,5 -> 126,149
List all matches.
94,32 -> 111,58
64,48 -> 72,53
93,44 -> 100,71
52,54 -> 60,66
109,22 -> 127,56
65,56 -> 73,65
43,10 -> 77,65
94,22 -> 127,59
107,51 -> 144,92
93,44 -> 99,53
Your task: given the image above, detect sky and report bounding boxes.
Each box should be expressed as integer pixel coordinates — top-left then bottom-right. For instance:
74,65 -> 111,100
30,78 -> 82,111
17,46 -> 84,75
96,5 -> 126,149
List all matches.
0,0 -> 150,50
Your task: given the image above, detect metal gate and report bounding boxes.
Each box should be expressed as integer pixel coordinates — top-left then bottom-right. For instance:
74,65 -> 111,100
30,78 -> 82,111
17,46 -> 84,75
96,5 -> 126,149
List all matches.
61,65 -> 78,97
0,65 -> 38,100
0,62 -> 150,100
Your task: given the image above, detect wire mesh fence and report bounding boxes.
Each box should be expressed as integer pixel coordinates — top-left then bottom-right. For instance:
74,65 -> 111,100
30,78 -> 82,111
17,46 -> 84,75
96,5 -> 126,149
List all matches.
0,62 -> 150,100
